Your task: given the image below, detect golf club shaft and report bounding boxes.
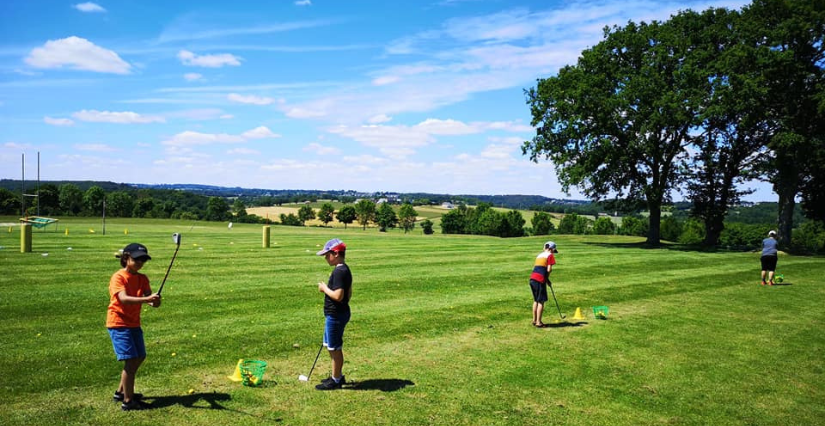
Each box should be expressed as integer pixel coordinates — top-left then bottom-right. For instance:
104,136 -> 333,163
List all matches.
306,342 -> 324,381
156,244 -> 180,296
547,280 -> 565,319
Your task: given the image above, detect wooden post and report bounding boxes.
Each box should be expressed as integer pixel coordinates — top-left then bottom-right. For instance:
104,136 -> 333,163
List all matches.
262,226 -> 270,248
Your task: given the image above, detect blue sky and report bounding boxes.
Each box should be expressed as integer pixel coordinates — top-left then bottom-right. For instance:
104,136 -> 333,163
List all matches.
2,0 -> 774,201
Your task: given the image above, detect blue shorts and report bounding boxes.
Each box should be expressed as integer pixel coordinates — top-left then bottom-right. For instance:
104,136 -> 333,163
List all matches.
323,313 -> 350,351
529,279 -> 548,303
108,327 -> 146,361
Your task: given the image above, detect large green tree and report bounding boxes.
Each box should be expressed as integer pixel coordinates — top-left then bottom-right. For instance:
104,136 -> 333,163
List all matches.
683,7 -> 772,246
297,204 -> 316,225
398,203 -> 418,233
205,197 -> 231,221
375,202 -> 398,232
525,18 -> 699,245
58,183 -> 83,216
83,186 -> 106,216
336,205 -> 357,229
743,0 -> 825,246
107,191 -> 134,217
318,203 -> 335,226
355,199 -> 376,230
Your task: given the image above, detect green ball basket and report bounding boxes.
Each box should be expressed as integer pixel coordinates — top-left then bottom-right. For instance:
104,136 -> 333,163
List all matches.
593,306 -> 609,320
775,274 -> 784,284
240,360 -> 267,387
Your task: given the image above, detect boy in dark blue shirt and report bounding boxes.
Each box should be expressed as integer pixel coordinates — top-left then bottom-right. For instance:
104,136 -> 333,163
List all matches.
315,238 -> 352,390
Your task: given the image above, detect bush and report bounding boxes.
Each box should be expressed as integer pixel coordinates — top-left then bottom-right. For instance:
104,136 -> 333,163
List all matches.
421,219 -> 434,235
790,220 -> 825,254
719,222 -> 768,249
660,216 -> 683,242
678,219 -> 705,245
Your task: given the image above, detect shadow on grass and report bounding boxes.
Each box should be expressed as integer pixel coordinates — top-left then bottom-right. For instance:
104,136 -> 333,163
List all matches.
542,321 -> 588,328
143,392 -> 231,410
581,241 -> 752,253
344,379 -> 415,392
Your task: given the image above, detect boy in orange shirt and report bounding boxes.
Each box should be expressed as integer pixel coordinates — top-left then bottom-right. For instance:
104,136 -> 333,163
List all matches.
107,243 -> 161,411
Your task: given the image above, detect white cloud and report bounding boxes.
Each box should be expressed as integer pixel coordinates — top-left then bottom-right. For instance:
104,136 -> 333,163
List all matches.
161,131 -> 245,147
227,147 -> 260,155
165,108 -> 227,121
285,106 -> 327,118
295,0 -> 312,5
415,118 -> 478,135
227,93 -> 274,105
73,2 -> 106,13
329,124 -> 434,159
184,72 -> 204,81
241,126 -> 281,139
25,36 -> 131,74
304,142 -> 341,156
72,110 -> 166,124
74,143 -> 116,152
367,114 -> 392,124
372,75 -> 400,86
44,116 -> 74,126
178,50 -> 241,68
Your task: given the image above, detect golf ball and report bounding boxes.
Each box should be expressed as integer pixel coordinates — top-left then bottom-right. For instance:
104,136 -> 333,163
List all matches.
187,388 -> 195,394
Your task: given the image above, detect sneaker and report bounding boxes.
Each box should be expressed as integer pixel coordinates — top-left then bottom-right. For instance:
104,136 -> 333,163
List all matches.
315,376 -> 345,390
121,399 -> 151,411
769,281 -> 775,286
761,281 -> 767,286
113,391 -> 143,402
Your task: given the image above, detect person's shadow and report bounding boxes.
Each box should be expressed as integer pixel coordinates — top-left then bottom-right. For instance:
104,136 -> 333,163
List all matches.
344,379 -> 414,392
142,392 -> 231,410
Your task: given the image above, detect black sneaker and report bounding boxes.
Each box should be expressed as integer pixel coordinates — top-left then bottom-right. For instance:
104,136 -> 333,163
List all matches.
121,399 -> 151,411
113,391 -> 143,402
315,376 -> 345,390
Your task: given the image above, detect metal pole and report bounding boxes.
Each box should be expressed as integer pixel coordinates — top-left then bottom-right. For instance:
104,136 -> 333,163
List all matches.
37,151 -> 40,216
21,153 -> 25,217
102,198 -> 106,235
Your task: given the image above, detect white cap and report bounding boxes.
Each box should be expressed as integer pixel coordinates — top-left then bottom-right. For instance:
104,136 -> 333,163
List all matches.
544,241 -> 558,253
768,230 -> 777,237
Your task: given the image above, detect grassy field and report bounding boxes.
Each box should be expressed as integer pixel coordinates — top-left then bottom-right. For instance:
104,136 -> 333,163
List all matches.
1,217 -> 823,425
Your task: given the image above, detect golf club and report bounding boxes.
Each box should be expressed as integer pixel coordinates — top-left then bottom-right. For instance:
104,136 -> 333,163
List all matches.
156,233 -> 181,296
298,342 -> 324,382
547,280 -> 566,320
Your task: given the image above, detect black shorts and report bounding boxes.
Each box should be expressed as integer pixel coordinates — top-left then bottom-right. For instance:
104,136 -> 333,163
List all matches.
761,255 -> 778,272
529,279 -> 548,303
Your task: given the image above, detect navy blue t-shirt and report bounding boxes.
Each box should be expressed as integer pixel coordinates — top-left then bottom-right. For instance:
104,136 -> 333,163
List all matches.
324,263 -> 352,317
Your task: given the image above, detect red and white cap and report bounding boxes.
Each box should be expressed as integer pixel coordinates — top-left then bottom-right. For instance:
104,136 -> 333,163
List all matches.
316,238 -> 346,255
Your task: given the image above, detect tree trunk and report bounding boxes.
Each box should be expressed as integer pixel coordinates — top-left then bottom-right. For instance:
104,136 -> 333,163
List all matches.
646,203 -> 662,246
776,177 -> 796,248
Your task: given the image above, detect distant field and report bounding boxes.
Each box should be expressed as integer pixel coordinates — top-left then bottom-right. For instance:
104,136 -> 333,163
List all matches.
1,217 -> 822,425
247,202 -> 450,228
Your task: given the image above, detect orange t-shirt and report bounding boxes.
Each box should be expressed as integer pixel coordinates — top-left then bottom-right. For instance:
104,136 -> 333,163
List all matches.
106,269 -> 151,328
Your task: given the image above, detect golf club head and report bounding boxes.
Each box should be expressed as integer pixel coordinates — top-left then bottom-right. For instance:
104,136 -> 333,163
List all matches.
172,233 -> 181,245
298,375 -> 308,382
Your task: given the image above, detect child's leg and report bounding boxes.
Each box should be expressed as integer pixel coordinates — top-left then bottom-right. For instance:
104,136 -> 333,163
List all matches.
536,302 -> 544,324
330,349 -> 344,379
120,357 -> 145,402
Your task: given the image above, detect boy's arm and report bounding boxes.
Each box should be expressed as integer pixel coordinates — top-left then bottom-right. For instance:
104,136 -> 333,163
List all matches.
318,283 -> 345,301
117,290 -> 160,306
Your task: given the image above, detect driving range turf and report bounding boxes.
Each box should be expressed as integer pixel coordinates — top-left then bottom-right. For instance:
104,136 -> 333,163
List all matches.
1,217 -> 823,425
